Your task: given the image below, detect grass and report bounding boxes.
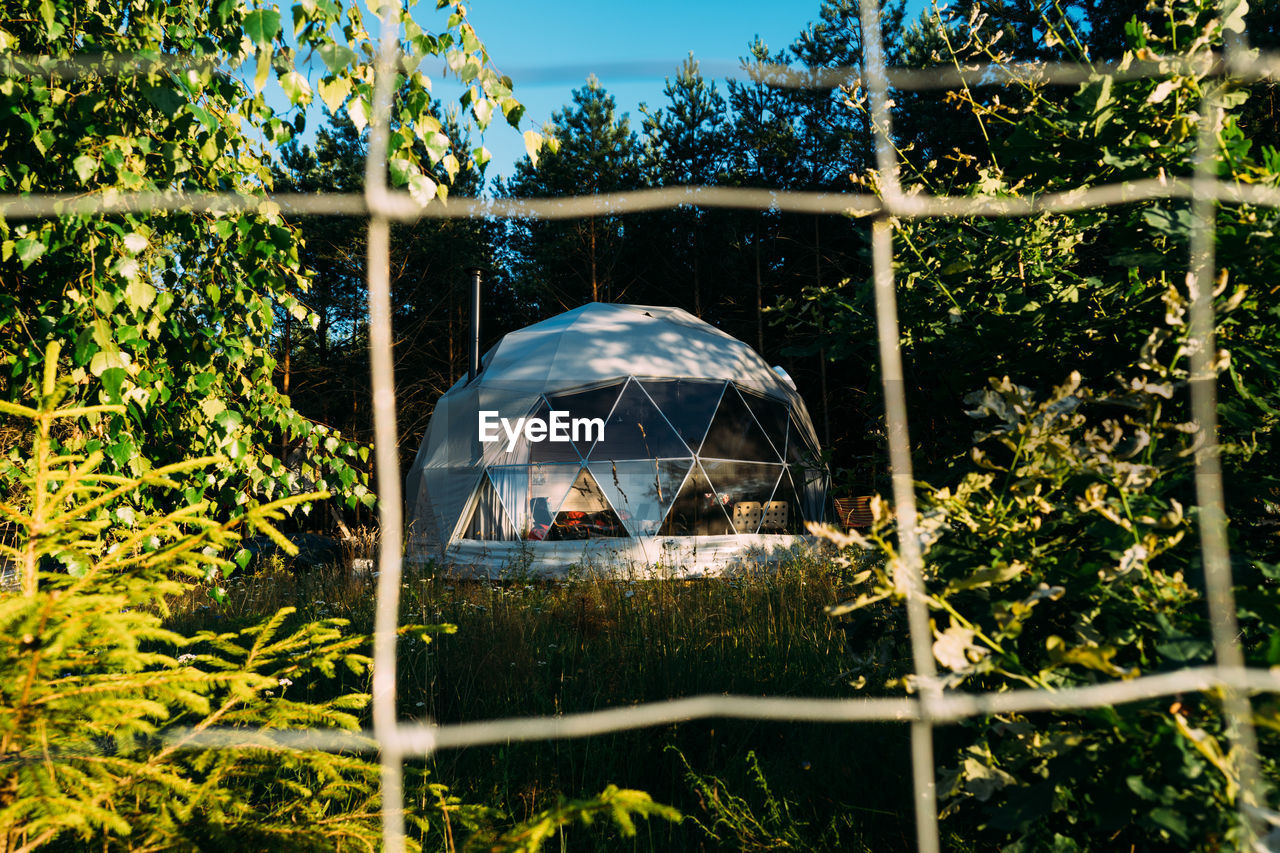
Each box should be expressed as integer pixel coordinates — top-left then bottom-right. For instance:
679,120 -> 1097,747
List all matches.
167,553 -> 923,851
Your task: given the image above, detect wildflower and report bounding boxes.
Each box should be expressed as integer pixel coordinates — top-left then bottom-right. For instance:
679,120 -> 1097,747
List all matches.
177,653 -> 197,664
278,678 -> 293,688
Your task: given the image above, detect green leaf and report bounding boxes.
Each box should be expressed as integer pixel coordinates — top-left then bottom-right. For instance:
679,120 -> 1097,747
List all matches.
243,9 -> 281,46
408,173 -> 437,206
279,70 -> 312,106
100,367 -> 126,403
317,43 -> 357,73
1148,807 -> 1188,841
125,280 -> 157,312
1221,0 -> 1248,34
90,350 -> 127,376
1155,637 -> 1212,664
142,84 -> 185,117
388,157 -> 412,186
58,548 -> 92,578
348,94 -> 369,132
73,154 -> 97,183
15,237 -> 45,267
523,130 -> 544,168
318,76 -> 351,114
254,50 -> 271,94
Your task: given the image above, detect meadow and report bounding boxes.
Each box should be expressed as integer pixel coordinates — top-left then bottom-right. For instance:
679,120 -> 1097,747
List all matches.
167,551 -> 927,851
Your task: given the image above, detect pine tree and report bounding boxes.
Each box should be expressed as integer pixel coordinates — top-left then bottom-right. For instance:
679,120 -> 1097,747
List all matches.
500,77 -> 644,309
640,55 -> 731,318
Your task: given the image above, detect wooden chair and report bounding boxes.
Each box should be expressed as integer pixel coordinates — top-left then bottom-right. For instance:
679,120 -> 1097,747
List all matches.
731,500 -> 763,533
761,501 -> 788,532
834,496 -> 873,529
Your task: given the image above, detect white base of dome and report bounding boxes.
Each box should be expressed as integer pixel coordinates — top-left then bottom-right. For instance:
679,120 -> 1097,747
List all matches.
408,534 -> 828,579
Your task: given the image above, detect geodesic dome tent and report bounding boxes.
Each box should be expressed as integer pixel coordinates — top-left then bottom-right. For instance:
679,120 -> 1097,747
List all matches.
404,303 -> 829,575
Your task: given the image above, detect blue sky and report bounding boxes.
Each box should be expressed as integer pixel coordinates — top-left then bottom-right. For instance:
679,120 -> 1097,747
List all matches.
435,0 -> 882,183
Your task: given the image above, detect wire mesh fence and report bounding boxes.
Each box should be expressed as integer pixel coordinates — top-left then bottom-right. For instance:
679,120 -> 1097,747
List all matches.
4,2 -> 1280,851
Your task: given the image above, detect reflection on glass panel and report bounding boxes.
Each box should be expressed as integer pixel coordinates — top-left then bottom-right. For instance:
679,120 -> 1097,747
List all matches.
547,383 -> 624,458
790,464 -> 828,523
588,458 -> 690,536
739,389 -> 790,459
461,473 -> 518,540
587,379 -> 689,461
765,468 -> 806,534
660,462 -> 734,536
548,468 -> 627,540
639,379 -> 724,451
525,397 -> 582,463
486,465 -> 529,535
784,415 -> 822,467
700,386 -> 779,462
522,463 -> 583,541
701,461 -> 784,533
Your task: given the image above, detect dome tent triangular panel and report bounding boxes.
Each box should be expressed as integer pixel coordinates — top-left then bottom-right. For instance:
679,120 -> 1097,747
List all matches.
586,378 -> 690,461
699,385 -> 778,463
405,303 -> 830,576
587,458 -> 691,537
637,379 -> 725,451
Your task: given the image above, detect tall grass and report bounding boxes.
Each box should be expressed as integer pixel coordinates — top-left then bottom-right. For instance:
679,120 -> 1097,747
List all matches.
167,554 -> 924,851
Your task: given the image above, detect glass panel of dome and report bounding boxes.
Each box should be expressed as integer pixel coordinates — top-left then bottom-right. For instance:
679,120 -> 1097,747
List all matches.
486,465 -> 529,535
738,388 -> 790,459
790,464 -> 827,522
460,473 -> 518,540
546,382 -> 624,459
701,460 -> 784,533
784,415 -> 822,467
659,462 -> 734,536
586,378 -> 689,461
638,379 -> 725,451
523,463 -> 583,541
765,468 -> 806,534
548,468 -> 628,540
699,386 -> 778,462
587,458 -> 690,536
524,397 -> 583,463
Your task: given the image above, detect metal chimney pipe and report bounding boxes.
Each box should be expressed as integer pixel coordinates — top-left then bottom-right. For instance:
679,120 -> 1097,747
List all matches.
467,267 -> 482,383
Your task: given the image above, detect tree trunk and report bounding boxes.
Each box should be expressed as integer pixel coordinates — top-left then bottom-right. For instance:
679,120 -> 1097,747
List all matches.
693,214 -> 702,318
590,217 -> 599,302
755,223 -> 764,353
815,217 -> 830,446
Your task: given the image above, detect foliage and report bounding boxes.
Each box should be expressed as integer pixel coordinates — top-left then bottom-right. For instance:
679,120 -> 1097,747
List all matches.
818,311 -> 1280,847
782,0 -> 1280,489
802,2 -> 1280,849
273,106 -> 526,453
473,785 -> 681,853
673,746 -> 860,852
498,77 -> 643,308
0,0 -> 526,518
0,351 -> 389,851
179,555 -> 896,852
0,352 -> 676,852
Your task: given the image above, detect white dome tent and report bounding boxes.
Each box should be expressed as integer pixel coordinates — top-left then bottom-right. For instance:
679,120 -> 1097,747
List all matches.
404,303 -> 829,576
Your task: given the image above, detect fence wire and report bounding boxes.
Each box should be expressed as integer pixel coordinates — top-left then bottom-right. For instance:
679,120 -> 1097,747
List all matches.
6,2 -> 1280,851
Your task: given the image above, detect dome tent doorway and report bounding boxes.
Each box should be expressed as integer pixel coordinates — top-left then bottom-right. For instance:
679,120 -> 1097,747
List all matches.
404,303 -> 829,576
